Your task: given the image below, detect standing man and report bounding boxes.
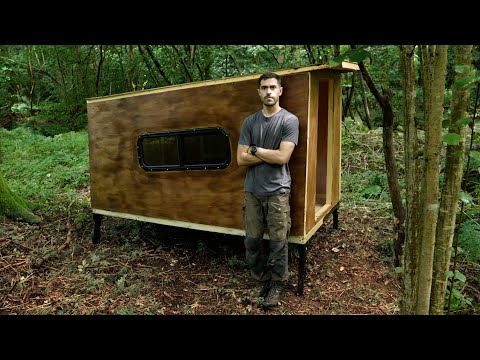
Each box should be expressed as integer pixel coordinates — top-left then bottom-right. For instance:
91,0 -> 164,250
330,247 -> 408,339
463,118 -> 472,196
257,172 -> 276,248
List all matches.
237,72 -> 299,307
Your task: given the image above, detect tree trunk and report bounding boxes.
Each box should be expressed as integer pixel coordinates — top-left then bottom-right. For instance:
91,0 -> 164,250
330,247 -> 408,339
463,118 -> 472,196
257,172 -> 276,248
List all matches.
400,45 -> 420,314
27,45 -> 36,114
0,170 -> 41,224
359,72 -> 373,129
343,73 -> 355,121
355,46 -> 406,269
137,45 -> 160,87
95,45 -> 104,97
416,45 -> 448,314
430,45 -> 473,314
144,45 -> 171,86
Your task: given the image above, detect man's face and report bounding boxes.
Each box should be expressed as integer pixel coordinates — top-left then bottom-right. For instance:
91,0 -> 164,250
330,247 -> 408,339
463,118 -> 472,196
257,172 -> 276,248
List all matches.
258,78 -> 283,107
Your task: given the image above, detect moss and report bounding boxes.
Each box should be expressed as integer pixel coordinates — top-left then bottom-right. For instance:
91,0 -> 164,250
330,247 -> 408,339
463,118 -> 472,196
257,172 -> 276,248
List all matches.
0,172 -> 41,224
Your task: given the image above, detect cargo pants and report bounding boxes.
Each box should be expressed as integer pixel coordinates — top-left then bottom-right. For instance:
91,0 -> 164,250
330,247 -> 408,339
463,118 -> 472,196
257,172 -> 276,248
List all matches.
243,191 -> 291,283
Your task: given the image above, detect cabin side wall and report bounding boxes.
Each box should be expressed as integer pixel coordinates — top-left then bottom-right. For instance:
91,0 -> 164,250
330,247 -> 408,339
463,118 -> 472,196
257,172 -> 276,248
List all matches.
302,70 -> 343,240
87,73 -> 310,236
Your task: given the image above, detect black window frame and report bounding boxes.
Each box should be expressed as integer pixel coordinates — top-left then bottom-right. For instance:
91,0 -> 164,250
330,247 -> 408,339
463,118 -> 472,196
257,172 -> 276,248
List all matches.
137,126 -> 231,171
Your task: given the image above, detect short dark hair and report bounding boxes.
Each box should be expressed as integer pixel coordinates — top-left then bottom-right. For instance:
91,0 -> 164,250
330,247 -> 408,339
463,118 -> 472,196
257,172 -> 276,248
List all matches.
258,72 -> 282,88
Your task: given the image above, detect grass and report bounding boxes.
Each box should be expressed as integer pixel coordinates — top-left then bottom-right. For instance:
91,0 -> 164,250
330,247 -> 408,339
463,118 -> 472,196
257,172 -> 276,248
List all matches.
1,126 -> 90,217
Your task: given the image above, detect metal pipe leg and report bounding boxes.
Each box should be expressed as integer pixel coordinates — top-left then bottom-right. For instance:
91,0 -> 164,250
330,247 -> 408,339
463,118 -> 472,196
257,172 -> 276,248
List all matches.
333,203 -> 339,230
296,244 -> 307,296
93,213 -> 103,244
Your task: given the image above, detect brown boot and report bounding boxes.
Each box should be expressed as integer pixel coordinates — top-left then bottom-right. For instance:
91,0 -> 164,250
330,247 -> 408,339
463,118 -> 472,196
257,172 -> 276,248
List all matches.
258,280 -> 272,298
263,282 -> 283,307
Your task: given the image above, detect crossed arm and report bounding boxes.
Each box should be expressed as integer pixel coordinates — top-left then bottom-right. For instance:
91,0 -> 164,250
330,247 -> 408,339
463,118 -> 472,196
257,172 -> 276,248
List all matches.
236,141 -> 296,167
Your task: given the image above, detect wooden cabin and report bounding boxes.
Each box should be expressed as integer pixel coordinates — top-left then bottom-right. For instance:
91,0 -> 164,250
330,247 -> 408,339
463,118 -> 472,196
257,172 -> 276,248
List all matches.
86,62 -> 359,246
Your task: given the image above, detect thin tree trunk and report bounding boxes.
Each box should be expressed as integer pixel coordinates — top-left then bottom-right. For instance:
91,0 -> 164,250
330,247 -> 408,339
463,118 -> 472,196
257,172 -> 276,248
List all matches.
144,45 -> 172,86
55,46 -> 68,100
353,99 -> 366,125
137,45 -> 160,87
416,45 -> 448,314
400,44 -> 419,314
355,46 -> 406,268
359,72 -> 373,129
95,45 -> 104,97
172,45 -> 194,82
27,45 -> 35,114
127,45 -> 135,91
75,45 -> 88,100
304,45 -> 316,64
430,45 -> 473,314
333,45 -> 340,57
343,73 -> 355,121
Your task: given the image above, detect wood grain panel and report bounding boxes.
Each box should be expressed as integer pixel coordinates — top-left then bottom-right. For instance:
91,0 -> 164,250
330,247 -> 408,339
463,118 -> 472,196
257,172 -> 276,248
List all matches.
88,73 -> 309,236
331,74 -> 342,204
304,72 -> 318,234
281,74 -> 309,236
316,79 -> 330,205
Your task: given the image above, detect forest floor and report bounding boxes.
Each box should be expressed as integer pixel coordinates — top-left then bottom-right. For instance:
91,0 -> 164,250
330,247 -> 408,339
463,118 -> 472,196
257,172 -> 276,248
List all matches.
0,199 -> 401,315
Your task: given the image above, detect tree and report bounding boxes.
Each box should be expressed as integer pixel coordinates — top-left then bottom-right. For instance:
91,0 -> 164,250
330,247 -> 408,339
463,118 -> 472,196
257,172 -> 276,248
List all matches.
399,44 -> 420,314
0,60 -> 41,224
400,45 -> 474,314
430,45 -> 473,314
0,140 -> 40,224
413,45 -> 448,314
0,172 -> 40,223
352,45 -> 406,268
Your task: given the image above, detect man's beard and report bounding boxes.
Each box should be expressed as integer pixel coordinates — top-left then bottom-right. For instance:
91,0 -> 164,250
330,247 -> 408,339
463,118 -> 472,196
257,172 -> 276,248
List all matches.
263,98 -> 277,107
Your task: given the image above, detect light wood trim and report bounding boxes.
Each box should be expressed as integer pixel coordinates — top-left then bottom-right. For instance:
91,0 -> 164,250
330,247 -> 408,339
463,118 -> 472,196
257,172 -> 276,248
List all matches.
87,62 -> 358,103
296,203 -> 337,244
315,79 -> 329,211
304,71 -> 320,235
331,74 -> 342,204
325,79 -> 335,205
93,208 -> 246,236
92,208 -> 308,244
336,61 -> 360,72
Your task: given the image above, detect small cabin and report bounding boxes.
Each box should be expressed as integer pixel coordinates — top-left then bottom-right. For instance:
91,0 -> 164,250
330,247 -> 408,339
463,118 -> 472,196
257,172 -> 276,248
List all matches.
86,62 -> 358,246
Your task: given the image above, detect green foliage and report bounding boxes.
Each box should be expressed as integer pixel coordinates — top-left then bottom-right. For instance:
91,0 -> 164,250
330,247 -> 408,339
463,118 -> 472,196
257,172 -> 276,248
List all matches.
329,47 -> 370,66
344,170 -> 389,201
458,219 -> 480,261
10,98 -> 36,117
226,254 -> 247,268
1,44 -> 326,134
29,100 -> 88,136
443,132 -> 462,145
454,69 -> 478,89
0,127 -> 90,215
446,270 -> 473,314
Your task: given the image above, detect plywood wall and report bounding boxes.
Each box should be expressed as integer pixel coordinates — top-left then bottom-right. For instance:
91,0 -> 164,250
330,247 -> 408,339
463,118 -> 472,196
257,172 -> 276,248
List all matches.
88,73 -> 310,236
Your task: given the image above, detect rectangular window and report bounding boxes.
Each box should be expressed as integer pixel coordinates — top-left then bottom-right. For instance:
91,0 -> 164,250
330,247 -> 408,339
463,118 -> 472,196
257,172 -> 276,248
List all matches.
137,127 -> 231,171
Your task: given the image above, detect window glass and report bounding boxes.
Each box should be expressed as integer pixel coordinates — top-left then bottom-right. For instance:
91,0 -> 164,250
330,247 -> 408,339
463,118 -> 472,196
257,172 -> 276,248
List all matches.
137,127 -> 230,171
142,136 -> 179,166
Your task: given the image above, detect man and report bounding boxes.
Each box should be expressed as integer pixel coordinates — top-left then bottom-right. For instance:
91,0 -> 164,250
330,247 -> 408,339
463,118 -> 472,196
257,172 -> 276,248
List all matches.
237,72 -> 299,307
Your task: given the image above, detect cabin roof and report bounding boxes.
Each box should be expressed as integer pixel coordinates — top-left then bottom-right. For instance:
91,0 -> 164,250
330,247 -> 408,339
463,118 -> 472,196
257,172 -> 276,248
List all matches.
87,61 -> 359,103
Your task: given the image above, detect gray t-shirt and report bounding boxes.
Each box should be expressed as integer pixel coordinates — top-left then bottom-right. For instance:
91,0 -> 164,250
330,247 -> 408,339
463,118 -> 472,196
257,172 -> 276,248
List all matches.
238,108 -> 299,196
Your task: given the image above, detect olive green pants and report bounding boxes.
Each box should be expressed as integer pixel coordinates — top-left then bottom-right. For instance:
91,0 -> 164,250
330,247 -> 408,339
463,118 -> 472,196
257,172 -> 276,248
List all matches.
243,192 -> 291,283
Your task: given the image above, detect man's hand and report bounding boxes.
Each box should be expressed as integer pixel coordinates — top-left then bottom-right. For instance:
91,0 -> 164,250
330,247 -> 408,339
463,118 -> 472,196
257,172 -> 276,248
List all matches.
255,141 -> 295,165
237,144 -> 263,167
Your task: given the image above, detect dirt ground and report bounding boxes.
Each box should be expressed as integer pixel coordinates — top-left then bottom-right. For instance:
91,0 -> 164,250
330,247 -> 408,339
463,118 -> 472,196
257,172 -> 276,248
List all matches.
0,203 -> 401,315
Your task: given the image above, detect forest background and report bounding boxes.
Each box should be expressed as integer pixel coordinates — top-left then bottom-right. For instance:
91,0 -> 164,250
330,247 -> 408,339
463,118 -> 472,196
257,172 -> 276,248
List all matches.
0,45 -> 479,315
